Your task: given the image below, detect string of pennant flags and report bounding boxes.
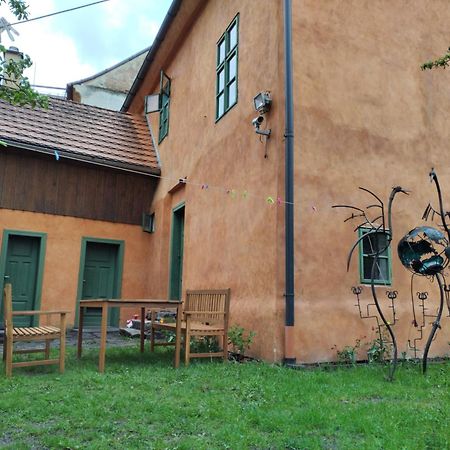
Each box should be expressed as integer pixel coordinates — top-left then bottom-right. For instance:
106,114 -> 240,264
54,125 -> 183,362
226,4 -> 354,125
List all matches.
164,174 -> 293,207
50,149 -> 320,211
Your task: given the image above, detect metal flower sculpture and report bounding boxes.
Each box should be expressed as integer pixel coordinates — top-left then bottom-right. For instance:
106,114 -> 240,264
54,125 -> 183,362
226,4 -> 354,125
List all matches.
333,186 -> 408,380
335,169 -> 450,380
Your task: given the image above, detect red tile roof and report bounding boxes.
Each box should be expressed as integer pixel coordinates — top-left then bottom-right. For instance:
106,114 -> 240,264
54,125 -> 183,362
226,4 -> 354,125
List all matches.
0,97 -> 160,175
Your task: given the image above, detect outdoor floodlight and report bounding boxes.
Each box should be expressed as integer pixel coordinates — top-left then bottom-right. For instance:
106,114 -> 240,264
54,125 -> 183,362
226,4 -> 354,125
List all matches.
253,91 -> 272,114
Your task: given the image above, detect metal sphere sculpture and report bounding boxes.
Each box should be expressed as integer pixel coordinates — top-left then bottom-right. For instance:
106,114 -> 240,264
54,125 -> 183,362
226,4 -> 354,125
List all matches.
398,226 -> 449,276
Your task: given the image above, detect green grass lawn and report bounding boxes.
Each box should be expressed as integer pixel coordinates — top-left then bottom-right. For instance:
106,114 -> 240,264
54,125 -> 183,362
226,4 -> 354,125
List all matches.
0,345 -> 448,450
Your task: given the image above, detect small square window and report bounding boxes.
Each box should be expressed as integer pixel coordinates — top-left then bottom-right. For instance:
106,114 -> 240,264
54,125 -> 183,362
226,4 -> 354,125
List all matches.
142,212 -> 155,233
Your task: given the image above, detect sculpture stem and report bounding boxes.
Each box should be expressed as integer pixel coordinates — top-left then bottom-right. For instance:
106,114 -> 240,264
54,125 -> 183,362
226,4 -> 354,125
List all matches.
430,171 -> 450,240
422,273 -> 445,374
371,259 -> 398,381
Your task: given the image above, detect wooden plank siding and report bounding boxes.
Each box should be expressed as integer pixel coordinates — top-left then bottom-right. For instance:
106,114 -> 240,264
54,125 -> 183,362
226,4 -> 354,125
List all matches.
0,147 -> 157,225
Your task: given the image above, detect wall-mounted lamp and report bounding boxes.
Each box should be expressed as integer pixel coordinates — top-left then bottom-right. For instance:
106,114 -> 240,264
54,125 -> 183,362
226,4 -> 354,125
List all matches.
253,91 -> 272,114
252,91 -> 272,139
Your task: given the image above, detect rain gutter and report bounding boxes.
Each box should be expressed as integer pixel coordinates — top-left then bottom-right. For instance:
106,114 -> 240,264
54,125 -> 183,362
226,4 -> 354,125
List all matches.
1,139 -> 161,177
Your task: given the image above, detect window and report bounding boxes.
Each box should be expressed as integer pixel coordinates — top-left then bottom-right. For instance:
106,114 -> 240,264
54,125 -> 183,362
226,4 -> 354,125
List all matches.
358,228 -> 392,285
142,212 -> 155,233
216,15 -> 239,120
158,71 -> 171,143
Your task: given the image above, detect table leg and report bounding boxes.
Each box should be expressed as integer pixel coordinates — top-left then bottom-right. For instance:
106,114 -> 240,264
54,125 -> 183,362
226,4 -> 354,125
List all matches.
77,306 -> 84,358
140,307 -> 145,353
174,303 -> 181,368
99,303 -> 108,373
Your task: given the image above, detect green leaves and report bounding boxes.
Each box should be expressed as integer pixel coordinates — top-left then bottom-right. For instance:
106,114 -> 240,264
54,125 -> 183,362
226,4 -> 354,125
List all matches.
421,47 -> 450,70
0,2 -> 48,108
5,0 -> 29,20
228,324 -> 256,355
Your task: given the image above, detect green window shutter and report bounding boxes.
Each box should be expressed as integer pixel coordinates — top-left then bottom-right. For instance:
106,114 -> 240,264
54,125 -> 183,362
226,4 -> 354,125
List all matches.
358,228 -> 392,285
142,212 -> 155,233
216,14 -> 239,121
158,70 -> 171,143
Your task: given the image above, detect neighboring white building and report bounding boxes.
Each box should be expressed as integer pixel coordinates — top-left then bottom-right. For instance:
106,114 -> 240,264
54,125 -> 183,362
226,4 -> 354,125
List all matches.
66,47 -> 150,110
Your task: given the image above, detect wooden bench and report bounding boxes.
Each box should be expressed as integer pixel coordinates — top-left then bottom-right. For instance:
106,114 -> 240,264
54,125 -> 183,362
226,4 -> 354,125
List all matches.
2,283 -> 68,377
150,289 -> 230,366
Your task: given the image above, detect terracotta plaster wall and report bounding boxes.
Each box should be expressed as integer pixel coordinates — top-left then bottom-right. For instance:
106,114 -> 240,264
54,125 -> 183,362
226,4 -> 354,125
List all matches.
133,0 -> 287,361
1,209 -> 152,327
291,0 -> 450,362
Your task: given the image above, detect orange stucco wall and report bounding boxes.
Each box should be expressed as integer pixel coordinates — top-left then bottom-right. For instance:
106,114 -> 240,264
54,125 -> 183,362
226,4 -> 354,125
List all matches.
128,0 -> 450,363
1,209 -> 152,327
132,0 -> 287,361
291,0 -> 450,362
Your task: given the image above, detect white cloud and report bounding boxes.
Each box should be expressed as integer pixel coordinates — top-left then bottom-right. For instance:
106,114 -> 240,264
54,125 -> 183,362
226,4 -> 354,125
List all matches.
137,18 -> 161,45
102,0 -> 129,29
0,0 -> 172,90
2,3 -> 95,88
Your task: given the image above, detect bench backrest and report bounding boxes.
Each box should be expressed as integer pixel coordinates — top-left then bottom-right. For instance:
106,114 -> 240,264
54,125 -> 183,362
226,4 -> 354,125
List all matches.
184,289 -> 230,325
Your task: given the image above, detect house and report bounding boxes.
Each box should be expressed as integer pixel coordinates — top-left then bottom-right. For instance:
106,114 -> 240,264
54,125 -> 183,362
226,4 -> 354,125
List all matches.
66,47 -> 150,110
119,0 -> 450,363
0,97 -> 159,328
1,0 -> 449,364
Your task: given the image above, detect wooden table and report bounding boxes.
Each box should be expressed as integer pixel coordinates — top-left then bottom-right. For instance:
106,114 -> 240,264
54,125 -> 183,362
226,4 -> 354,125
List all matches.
77,299 -> 182,372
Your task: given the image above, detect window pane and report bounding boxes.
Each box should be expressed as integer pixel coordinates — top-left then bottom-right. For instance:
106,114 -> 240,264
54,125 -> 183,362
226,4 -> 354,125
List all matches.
228,80 -> 237,106
229,23 -> 237,50
217,93 -> 224,117
218,39 -> 226,64
362,231 -> 387,255
228,54 -> 237,80
376,233 -> 388,256
218,69 -> 225,92
365,256 -> 389,282
377,258 -> 389,281
162,80 -> 170,97
363,256 -> 374,280
159,93 -> 169,142
362,233 -> 375,254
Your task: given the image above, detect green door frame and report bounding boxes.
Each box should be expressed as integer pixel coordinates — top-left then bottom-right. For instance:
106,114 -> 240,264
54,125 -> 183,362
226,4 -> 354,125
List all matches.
75,237 -> 124,327
168,202 -> 185,300
0,229 -> 47,326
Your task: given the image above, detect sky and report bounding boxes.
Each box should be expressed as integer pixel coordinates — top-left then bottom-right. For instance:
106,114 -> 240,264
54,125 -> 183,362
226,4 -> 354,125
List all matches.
0,0 -> 173,92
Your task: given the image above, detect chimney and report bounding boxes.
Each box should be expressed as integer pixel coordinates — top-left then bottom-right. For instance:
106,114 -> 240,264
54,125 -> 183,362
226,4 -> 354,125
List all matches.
2,46 -> 24,88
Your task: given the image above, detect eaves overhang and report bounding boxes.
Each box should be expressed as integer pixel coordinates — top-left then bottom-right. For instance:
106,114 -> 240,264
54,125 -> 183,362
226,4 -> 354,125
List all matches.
120,0 -> 183,112
2,138 -> 161,177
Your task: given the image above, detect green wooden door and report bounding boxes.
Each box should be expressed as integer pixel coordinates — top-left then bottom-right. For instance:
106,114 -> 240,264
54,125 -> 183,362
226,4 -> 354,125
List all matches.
169,205 -> 185,300
3,235 -> 40,327
81,242 -> 119,327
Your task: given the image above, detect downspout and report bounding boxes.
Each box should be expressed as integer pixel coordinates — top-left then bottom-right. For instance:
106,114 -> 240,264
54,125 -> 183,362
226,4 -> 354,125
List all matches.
283,0 -> 296,365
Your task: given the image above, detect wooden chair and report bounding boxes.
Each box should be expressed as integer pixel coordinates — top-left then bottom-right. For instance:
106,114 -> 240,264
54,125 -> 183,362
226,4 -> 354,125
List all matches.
151,289 -> 230,366
2,283 -> 68,377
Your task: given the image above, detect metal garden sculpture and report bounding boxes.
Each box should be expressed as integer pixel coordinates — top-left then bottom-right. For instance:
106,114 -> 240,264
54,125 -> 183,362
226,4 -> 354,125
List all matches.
334,169 -> 450,380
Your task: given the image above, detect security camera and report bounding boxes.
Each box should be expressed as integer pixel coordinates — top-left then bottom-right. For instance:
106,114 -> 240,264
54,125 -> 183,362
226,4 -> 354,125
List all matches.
252,115 -> 264,129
